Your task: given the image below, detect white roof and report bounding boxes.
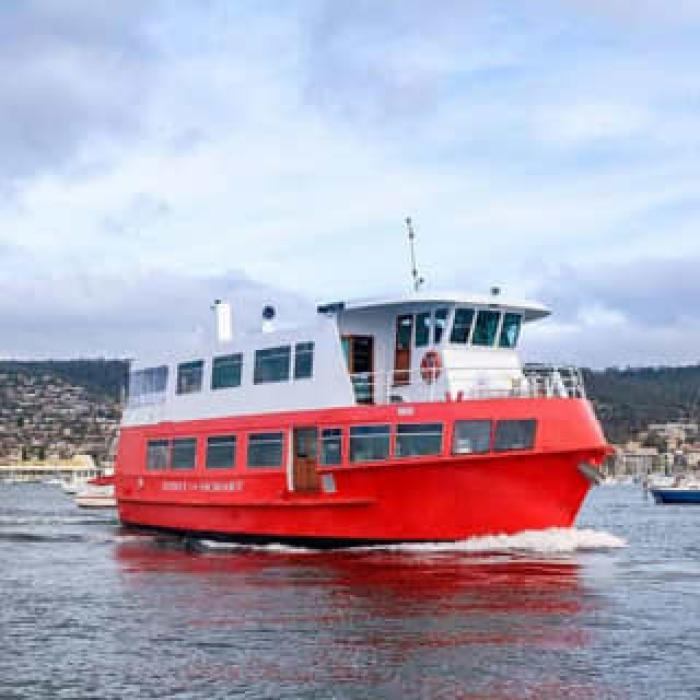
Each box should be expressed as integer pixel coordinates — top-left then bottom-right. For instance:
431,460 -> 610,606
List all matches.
318,291 -> 550,322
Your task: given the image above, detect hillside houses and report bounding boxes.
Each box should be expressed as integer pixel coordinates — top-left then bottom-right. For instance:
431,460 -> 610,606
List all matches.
0,371 -> 121,465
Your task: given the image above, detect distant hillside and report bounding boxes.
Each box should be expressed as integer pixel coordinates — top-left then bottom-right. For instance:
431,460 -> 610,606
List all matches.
0,360 -> 129,403
583,365 -> 700,443
1,359 -> 699,443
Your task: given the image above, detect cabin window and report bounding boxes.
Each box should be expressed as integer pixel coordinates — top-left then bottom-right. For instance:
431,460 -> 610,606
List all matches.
211,354 -> 242,390
434,308 -> 448,344
452,420 -> 492,454
294,342 -> 314,380
254,346 -> 291,384
320,428 -> 342,466
177,360 -> 204,394
206,435 -> 237,469
393,315 -> 413,386
128,366 -> 168,406
415,312 -> 431,347
494,420 -> 536,451
171,438 -> 197,469
395,423 -> 443,457
247,432 -> 284,467
450,308 -> 474,344
472,310 -> 501,347
349,425 -> 390,463
498,313 -> 522,349
146,439 -> 169,470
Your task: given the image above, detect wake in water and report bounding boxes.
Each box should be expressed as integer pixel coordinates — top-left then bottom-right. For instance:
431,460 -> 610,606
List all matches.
0,514 -> 116,526
192,527 -> 626,556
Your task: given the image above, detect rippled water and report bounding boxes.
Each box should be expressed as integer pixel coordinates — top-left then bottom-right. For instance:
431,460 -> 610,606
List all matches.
0,484 -> 698,699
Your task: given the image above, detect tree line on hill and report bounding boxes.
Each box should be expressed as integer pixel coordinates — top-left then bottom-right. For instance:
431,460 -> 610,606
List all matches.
1,359 -> 699,444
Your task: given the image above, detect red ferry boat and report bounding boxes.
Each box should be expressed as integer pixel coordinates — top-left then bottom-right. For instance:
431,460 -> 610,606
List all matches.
115,290 -> 609,546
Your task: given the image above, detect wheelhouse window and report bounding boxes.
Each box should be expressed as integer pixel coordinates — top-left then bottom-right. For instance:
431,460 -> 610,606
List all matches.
177,360 -> 204,394
254,346 -> 291,384
294,342 -> 314,380
494,420 -> 536,451
415,312 -> 431,347
452,420 -> 492,454
450,308 -> 474,344
212,354 -> 242,390
498,313 -> 522,349
349,425 -> 390,463
128,366 -> 168,407
171,438 -> 196,469
395,423 -> 443,457
247,432 -> 284,467
320,428 -> 342,466
434,308 -> 448,343
472,310 -> 501,347
146,439 -> 169,470
206,435 -> 236,469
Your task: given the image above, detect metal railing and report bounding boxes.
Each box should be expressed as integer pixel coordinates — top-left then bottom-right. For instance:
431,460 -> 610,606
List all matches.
349,364 -> 586,405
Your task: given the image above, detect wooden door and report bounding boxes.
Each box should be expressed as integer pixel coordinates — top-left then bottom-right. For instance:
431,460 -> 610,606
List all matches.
342,335 -> 374,404
292,427 -> 319,493
393,314 -> 413,386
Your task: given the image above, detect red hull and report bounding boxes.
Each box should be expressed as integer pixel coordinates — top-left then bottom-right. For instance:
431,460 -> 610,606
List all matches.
115,398 -> 608,544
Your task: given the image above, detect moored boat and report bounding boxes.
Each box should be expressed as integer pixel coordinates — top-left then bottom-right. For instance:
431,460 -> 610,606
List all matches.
114,289 -> 610,545
650,477 -> 700,504
74,475 -> 116,508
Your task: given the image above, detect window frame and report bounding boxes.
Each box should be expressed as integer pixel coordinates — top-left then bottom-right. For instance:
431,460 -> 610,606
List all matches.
395,422 -> 444,458
254,346 -> 291,385
246,431 -> 285,468
493,419 -> 537,452
211,353 -> 243,390
434,307 -> 449,344
319,427 -> 343,466
498,313 -> 522,349
293,341 -> 315,380
472,309 -> 502,347
349,424 -> 391,464
146,439 -> 170,471
176,360 -> 205,395
128,366 -> 169,406
415,312 -> 431,348
170,437 -> 197,470
206,435 -> 237,469
450,307 -> 475,344
451,420 -> 493,455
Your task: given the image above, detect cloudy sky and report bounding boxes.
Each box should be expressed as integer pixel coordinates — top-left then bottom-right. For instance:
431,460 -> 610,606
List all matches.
1,1 -> 699,367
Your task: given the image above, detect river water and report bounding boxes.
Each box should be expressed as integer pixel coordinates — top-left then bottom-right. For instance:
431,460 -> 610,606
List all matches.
0,483 -> 698,699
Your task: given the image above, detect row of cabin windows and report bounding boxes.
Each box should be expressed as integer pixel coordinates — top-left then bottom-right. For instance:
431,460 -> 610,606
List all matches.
168,342 -> 314,397
145,420 -> 536,471
395,308 -> 522,351
129,342 -> 314,402
147,433 -> 284,470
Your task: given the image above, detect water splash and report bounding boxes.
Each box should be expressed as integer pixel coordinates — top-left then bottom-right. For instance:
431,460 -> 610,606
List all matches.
360,528 -> 627,555
191,528 -> 626,556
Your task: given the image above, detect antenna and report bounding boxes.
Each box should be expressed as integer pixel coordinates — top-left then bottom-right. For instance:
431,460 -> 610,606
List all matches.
405,216 -> 425,292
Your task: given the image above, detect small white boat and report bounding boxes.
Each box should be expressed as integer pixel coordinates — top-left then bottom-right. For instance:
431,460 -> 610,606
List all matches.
74,477 -> 116,509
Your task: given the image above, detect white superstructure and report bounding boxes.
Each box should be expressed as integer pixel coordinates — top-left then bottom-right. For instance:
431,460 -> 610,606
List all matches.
122,290 -> 582,428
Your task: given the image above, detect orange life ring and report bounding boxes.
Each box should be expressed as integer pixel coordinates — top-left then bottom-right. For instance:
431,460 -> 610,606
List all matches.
420,351 -> 442,383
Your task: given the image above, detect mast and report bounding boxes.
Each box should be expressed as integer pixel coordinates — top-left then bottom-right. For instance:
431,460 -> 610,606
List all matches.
405,216 -> 425,292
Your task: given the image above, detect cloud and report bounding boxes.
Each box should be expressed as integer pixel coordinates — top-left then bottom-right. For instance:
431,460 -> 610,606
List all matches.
0,1 -> 698,367
0,264 -> 312,359
521,256 -> 700,367
0,2 -> 159,188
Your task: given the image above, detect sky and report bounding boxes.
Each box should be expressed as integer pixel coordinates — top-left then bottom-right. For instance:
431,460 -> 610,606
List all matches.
1,0 -> 699,367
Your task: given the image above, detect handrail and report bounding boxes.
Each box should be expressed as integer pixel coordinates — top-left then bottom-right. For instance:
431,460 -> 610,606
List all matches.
348,364 -> 586,405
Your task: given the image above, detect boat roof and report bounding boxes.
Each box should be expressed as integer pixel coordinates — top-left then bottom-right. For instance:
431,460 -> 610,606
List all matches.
318,291 -> 550,322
